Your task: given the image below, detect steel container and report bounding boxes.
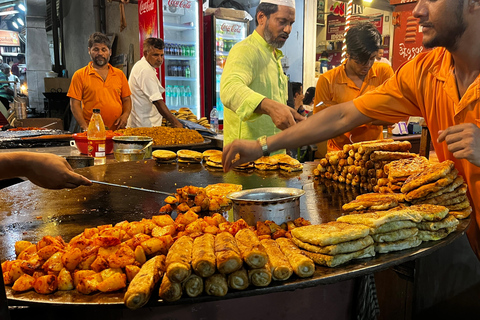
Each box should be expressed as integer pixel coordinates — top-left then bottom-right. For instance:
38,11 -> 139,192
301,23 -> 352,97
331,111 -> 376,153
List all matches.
65,156 -> 95,169
112,136 -> 153,159
114,149 -> 146,162
227,187 -> 305,226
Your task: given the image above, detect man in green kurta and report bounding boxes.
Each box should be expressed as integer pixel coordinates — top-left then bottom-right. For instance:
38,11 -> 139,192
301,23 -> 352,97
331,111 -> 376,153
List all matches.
220,0 -> 304,149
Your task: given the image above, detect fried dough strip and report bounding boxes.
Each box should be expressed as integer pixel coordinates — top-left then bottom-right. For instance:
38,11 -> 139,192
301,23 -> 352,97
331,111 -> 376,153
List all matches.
276,238 -> 315,278
192,233 -> 216,278
124,255 -> 166,310
215,232 -> 243,274
158,275 -> 182,302
165,235 -> 193,283
205,273 -> 228,296
260,239 -> 293,281
234,228 -> 268,269
248,262 -> 272,287
227,267 -> 249,290
182,273 -> 203,298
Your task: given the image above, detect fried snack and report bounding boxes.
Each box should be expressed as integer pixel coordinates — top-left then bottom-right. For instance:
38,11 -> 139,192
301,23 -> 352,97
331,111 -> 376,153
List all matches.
374,236 -> 422,253
235,228 -> 268,269
248,262 -> 272,287
342,195 -> 399,212
445,199 -> 471,211
276,238 -> 315,278
357,140 -> 411,154
407,204 -> 449,221
405,169 -> 458,201
205,273 -> 228,296
116,127 -> 204,146
158,274 -> 182,302
165,235 -> 193,283
384,156 -> 430,178
401,160 -> 455,193
303,244 -> 375,267
337,207 -> 424,228
276,155 -> 303,172
260,239 -> 293,281
371,227 -> 419,243
177,149 -> 203,163
205,154 -> 223,168
369,220 -> 417,235
152,150 -> 177,163
369,151 -> 417,162
417,226 -> 457,241
291,222 -> 370,246
227,267 -> 249,290
124,255 -> 166,310
254,156 -> 279,170
291,235 -> 374,255
424,177 -> 465,199
449,206 -> 472,219
182,273 -> 203,298
215,232 -> 243,274
417,215 -> 459,231
192,233 -> 216,278
202,149 -> 223,161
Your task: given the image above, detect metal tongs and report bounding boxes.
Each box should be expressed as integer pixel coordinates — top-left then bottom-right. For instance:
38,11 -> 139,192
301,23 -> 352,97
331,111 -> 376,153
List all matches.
91,180 -> 173,196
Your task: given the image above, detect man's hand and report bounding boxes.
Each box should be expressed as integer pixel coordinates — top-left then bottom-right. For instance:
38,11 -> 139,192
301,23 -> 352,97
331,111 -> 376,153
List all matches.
112,113 -> 129,130
437,123 -> 480,166
222,139 -> 263,172
256,98 -> 304,130
22,153 -> 93,189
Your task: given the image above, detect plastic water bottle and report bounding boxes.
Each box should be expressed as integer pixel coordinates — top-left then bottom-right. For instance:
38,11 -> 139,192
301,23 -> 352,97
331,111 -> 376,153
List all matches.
172,85 -> 180,107
166,85 -> 172,106
87,108 -> 106,165
179,86 -> 185,107
185,64 -> 191,78
184,86 -> 191,106
210,106 -> 219,133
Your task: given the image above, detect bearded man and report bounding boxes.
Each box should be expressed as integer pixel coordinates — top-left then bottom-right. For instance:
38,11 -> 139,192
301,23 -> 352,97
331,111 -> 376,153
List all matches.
68,32 -> 132,131
220,0 -> 305,151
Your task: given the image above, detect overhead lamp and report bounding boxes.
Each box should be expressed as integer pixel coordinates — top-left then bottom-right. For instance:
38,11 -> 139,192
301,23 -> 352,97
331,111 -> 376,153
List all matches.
0,10 -> 19,16
12,21 -> 18,29
363,0 -> 373,2
17,17 -> 23,26
18,4 -> 26,11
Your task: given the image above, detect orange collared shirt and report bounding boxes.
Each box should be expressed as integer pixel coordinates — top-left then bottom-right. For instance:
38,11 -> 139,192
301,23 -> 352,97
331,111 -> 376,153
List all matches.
67,62 -> 131,129
313,61 -> 394,151
354,47 -> 480,259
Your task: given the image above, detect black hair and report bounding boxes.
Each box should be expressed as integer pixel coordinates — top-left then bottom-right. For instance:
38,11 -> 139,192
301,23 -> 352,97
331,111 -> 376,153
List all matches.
88,32 -> 111,49
17,53 -> 25,61
345,22 -> 381,65
143,38 -> 165,55
303,87 -> 315,105
320,51 -> 328,59
291,82 -> 302,96
255,3 -> 278,26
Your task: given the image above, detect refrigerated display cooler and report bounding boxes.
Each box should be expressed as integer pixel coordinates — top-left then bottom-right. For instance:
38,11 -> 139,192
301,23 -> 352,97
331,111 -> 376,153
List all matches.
138,0 -> 204,116
204,12 -> 249,122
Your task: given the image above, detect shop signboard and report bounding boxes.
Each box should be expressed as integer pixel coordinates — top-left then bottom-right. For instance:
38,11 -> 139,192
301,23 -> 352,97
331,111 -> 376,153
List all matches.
0,30 -> 20,47
138,0 -> 159,57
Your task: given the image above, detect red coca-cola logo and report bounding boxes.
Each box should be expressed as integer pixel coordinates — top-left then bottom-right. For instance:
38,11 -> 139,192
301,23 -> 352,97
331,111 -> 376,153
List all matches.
167,0 -> 192,9
139,0 -> 155,14
221,23 -> 242,33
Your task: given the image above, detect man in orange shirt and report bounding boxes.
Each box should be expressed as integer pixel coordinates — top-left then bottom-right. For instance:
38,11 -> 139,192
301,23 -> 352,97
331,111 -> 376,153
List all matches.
68,32 -> 132,131
223,0 -> 480,260
314,22 -> 394,151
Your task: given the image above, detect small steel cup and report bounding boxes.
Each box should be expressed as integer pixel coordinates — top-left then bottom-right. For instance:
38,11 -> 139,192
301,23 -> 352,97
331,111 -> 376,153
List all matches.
65,156 -> 95,169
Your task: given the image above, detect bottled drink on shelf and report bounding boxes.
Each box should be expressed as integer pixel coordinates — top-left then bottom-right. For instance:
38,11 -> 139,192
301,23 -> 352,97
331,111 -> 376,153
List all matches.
185,63 -> 191,78
172,85 -> 180,107
190,45 -> 195,57
87,108 -> 106,165
166,85 -> 172,106
179,86 -> 185,107
181,45 -> 186,56
210,106 -> 219,133
184,86 -> 191,106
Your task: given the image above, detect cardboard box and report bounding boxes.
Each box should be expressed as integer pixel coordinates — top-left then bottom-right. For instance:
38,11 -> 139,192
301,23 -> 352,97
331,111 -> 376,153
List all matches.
44,78 -> 71,93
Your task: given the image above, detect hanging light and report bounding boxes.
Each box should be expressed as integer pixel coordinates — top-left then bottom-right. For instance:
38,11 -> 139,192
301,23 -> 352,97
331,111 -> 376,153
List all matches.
17,17 -> 24,26
18,4 -> 26,11
12,21 -> 18,29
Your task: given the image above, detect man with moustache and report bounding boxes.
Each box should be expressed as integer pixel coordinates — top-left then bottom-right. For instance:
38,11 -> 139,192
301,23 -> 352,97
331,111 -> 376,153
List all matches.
223,0 -> 480,260
68,32 -> 132,131
314,22 -> 394,152
220,0 -> 304,150
127,38 -> 183,128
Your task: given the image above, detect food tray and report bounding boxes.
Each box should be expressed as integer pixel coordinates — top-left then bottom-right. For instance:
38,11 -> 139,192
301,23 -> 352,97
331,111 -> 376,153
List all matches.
151,138 -> 211,151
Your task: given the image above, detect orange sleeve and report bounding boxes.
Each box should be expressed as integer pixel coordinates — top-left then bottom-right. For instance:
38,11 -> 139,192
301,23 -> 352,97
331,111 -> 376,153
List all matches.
313,72 -> 334,114
67,70 -> 84,101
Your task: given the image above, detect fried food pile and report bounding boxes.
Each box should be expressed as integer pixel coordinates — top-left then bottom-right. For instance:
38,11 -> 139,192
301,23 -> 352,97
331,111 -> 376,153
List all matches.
313,139 -> 415,192
116,127 -> 204,146
1,213 -> 312,309
161,184 -> 243,213
163,107 -> 210,129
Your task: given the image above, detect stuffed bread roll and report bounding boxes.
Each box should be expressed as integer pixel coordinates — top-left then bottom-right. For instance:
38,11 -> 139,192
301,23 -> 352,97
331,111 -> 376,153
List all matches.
234,228 -> 268,269
214,232 -> 243,274
159,275 -> 182,302
260,238 -> 293,281
248,262 -> 272,287
276,238 -> 315,278
205,273 -> 228,297
192,233 -> 216,278
182,273 -> 203,298
165,235 -> 193,283
124,255 -> 166,310
227,267 -> 249,290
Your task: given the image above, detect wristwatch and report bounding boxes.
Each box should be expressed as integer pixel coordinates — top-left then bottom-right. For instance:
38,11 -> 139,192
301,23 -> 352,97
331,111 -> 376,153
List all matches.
258,135 -> 270,156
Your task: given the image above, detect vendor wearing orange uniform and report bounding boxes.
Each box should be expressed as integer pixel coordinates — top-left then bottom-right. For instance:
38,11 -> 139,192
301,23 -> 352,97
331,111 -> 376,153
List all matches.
68,32 -> 132,131
222,0 -> 480,260
314,22 -> 393,151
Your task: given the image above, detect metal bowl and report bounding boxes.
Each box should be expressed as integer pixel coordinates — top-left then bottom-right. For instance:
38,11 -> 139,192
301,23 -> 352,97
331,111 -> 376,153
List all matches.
114,149 -> 146,162
112,136 -> 153,159
64,156 -> 95,169
227,187 -> 305,226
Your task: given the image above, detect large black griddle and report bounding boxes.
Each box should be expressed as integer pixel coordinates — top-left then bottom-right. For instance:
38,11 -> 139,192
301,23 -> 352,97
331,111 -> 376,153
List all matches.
0,161 -> 468,307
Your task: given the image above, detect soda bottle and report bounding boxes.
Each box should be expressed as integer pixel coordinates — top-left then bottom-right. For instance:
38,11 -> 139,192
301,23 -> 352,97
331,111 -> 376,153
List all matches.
185,63 -> 191,78
210,106 -> 219,133
190,45 -> 195,57
87,108 -> 106,165
181,45 -> 186,56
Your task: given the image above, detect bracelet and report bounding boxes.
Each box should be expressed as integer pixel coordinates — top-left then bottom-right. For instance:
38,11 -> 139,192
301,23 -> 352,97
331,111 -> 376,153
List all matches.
258,135 -> 270,157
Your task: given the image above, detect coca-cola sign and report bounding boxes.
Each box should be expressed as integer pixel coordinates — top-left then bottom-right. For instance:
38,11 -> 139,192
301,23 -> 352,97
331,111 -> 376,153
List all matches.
167,0 -> 192,9
139,0 -> 155,14
221,23 -> 242,33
